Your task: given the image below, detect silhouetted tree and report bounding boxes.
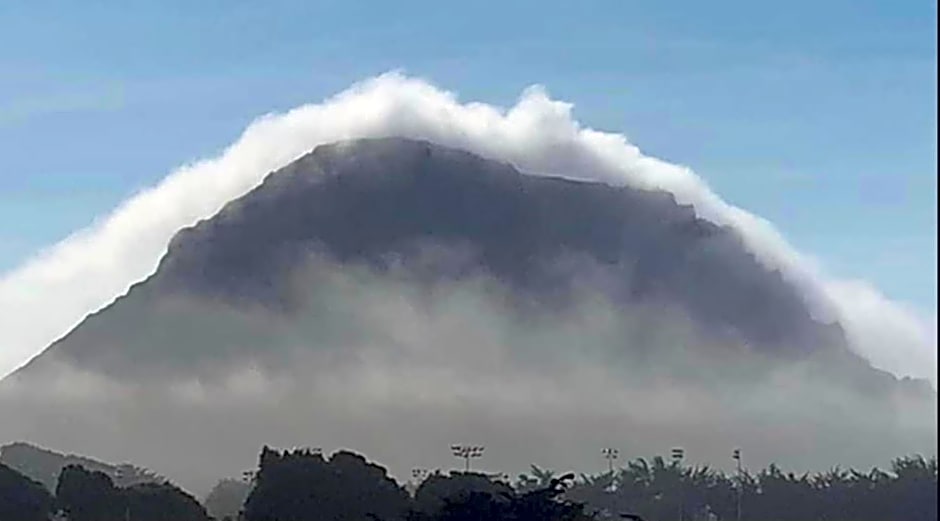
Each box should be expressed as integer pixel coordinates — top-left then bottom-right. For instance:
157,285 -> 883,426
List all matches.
0,461 -> 54,521
891,455 -> 938,520
56,464 -> 208,521
56,464 -> 125,521
412,471 -> 514,516
33,444 -> 940,521
410,472 -> 593,521
242,446 -> 411,521
123,481 -> 210,521
567,453 -> 937,521
515,465 -> 557,493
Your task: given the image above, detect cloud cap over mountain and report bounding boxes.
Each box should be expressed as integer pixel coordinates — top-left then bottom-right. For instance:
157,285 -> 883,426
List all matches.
0,72 -> 934,385
11,137 -> 854,378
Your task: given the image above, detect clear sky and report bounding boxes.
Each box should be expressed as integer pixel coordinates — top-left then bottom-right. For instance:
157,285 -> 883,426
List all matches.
0,1 -> 936,313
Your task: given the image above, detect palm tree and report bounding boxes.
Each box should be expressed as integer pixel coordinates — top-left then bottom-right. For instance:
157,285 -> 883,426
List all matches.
516,465 -> 557,493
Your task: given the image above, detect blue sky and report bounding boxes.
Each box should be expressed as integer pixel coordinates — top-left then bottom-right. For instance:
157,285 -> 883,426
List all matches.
0,1 -> 936,312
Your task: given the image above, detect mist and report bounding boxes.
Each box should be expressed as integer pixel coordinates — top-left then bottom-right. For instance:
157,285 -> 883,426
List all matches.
0,73 -> 934,386
1,253 -> 935,496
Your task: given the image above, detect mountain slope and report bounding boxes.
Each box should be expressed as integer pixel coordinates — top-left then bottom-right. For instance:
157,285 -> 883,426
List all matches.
12,138 -> 850,379
1,138 -> 933,493
0,442 -> 163,491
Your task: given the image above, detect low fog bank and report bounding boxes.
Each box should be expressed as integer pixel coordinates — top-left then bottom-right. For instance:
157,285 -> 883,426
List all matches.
1,256 -> 935,496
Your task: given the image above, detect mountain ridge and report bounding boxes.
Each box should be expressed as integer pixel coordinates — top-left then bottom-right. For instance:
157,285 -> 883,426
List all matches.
0,441 -> 163,491
2,138 -> 909,387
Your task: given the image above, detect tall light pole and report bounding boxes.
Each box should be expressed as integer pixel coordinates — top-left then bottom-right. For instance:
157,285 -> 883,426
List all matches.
602,447 -> 620,493
451,445 -> 484,472
410,468 -> 428,496
733,448 -> 743,521
671,448 -> 685,521
670,447 -> 684,463
114,467 -> 131,521
411,468 -> 428,484
602,448 -> 620,476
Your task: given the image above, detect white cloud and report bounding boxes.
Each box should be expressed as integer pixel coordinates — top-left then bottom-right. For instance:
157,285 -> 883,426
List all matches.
0,72 -> 935,384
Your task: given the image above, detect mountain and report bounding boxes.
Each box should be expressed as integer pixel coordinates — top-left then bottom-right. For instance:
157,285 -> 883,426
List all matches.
1,138 -> 933,492
11,137 -> 855,380
0,442 -> 163,491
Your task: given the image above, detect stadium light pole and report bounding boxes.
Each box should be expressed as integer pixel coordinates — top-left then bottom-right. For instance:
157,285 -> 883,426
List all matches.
733,448 -> 743,521
451,445 -> 484,472
411,468 -> 428,483
603,448 -> 621,494
114,467 -> 131,521
671,448 -> 685,521
602,448 -> 620,476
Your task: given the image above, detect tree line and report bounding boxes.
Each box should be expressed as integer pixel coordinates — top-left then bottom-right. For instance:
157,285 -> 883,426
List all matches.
1,446 -> 936,520
561,454 -> 937,521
